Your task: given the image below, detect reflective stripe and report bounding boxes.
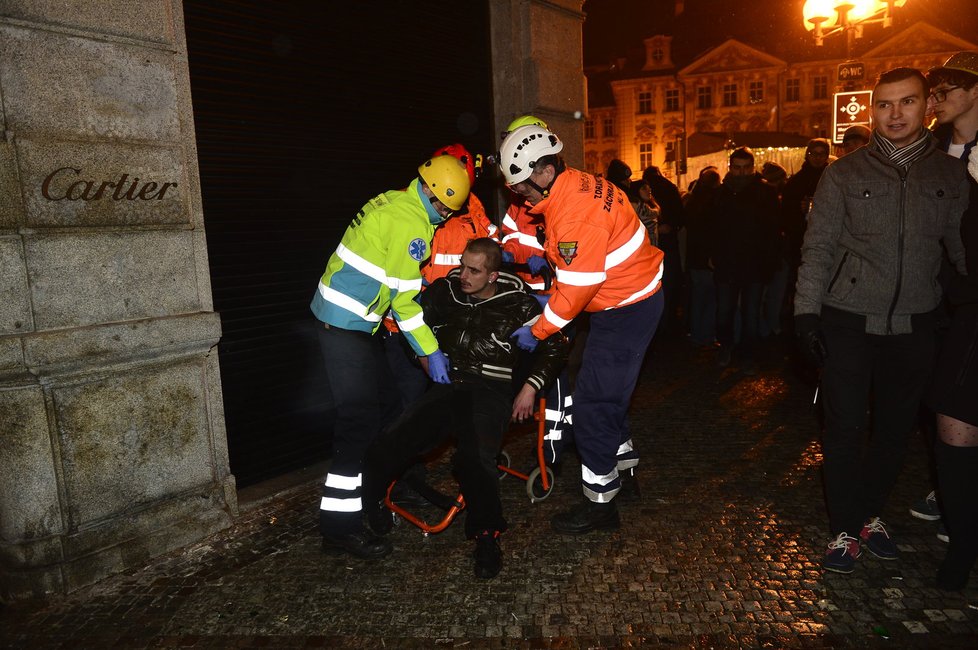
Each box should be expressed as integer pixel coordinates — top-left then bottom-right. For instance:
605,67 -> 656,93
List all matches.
324,472 -> 362,491
482,368 -> 510,380
433,253 -> 461,266
605,224 -> 647,270
612,264 -> 663,308
543,429 -> 563,441
564,395 -> 573,407
319,284 -> 383,322
545,408 -> 563,421
320,496 -> 362,512
617,457 -> 639,470
583,485 -> 619,502
509,231 -> 544,250
525,281 -> 546,290
336,243 -> 422,292
397,312 -> 427,332
564,413 -> 573,424
483,363 -> 511,373
617,440 -> 634,456
556,268 -> 606,287
502,214 -> 518,230
487,225 -> 498,236
582,464 -> 618,486
543,303 -> 571,328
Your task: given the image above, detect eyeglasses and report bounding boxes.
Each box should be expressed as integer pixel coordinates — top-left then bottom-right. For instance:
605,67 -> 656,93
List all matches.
929,86 -> 961,103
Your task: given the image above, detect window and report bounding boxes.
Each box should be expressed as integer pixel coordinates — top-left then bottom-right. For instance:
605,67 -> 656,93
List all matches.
652,48 -> 664,64
664,140 -> 675,162
813,75 -> 828,100
722,83 -> 738,107
696,86 -> 713,109
602,117 -> 615,138
665,89 -> 680,112
584,119 -> 595,139
749,81 -> 764,103
786,78 -> 800,102
640,143 -> 654,169
638,91 -> 653,114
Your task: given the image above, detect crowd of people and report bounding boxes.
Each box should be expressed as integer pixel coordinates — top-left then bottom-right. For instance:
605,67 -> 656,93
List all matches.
307,54 -> 978,591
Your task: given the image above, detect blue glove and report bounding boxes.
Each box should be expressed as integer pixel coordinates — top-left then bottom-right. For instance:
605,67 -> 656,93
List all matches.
502,250 -> 515,264
532,293 -> 550,309
510,325 -> 539,352
527,255 -> 548,275
426,349 -> 451,384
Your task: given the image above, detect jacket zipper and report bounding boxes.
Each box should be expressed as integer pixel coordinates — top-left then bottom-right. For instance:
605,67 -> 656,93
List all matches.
827,251 -> 849,294
886,171 -> 908,334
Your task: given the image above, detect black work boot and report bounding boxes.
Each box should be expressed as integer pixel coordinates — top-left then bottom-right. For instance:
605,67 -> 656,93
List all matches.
321,529 -> 392,560
551,499 -> 620,534
473,531 -> 502,579
618,468 -> 641,501
365,499 -> 393,536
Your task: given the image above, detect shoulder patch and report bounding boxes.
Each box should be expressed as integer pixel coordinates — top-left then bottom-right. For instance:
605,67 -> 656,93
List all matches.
557,241 -> 578,265
408,238 -> 428,262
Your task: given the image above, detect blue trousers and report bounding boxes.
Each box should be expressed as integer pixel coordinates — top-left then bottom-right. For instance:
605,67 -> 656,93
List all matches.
574,291 -> 663,502
317,324 -> 400,536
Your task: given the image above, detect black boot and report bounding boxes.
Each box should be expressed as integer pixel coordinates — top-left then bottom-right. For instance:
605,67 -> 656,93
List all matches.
618,468 -> 641,501
551,499 -> 620,534
365,499 -> 393,536
935,441 -> 978,591
473,531 -> 502,579
321,529 -> 392,560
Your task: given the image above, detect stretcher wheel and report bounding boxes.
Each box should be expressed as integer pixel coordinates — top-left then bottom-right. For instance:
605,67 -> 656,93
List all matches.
526,466 -> 555,503
497,450 -> 511,479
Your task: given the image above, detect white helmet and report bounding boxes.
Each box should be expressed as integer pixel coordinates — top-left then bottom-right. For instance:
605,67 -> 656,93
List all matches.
498,125 -> 563,185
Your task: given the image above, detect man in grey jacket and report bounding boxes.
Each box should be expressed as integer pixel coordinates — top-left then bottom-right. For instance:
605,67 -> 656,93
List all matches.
794,67 -> 969,574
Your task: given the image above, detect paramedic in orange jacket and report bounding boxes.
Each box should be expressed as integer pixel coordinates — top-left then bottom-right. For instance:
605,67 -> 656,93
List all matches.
501,124 -> 665,534
421,144 -> 498,284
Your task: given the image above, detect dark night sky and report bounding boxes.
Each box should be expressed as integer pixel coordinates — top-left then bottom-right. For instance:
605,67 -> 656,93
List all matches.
583,0 -> 978,68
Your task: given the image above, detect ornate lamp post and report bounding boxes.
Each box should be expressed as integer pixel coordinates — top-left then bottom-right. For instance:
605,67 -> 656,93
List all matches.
803,0 -> 908,58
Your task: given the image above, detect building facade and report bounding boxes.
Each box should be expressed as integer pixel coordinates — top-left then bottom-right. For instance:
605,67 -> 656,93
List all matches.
585,23 -> 978,185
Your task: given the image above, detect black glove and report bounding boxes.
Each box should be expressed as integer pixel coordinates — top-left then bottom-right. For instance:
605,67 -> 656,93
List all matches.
795,313 -> 828,368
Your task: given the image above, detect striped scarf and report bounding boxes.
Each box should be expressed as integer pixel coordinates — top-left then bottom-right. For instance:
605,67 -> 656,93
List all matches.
872,128 -> 930,168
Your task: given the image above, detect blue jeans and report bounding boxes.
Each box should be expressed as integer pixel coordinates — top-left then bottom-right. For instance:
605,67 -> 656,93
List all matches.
715,279 -> 762,360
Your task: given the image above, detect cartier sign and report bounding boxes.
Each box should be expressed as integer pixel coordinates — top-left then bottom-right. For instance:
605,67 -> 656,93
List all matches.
41,167 -> 178,201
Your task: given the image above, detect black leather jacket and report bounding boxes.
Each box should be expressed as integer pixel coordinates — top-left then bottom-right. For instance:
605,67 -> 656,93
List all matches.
419,269 -> 568,392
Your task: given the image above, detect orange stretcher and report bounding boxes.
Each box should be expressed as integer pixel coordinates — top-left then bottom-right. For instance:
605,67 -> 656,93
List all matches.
383,398 -> 555,535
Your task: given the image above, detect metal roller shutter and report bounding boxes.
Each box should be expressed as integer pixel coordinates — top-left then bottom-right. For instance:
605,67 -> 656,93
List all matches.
183,1 -> 494,486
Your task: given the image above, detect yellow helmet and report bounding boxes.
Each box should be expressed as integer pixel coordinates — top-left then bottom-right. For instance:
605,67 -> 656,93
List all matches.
418,155 -> 471,211
505,115 -> 549,134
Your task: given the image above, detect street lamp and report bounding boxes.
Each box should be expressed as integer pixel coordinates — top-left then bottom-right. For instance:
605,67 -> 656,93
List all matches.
803,0 -> 907,57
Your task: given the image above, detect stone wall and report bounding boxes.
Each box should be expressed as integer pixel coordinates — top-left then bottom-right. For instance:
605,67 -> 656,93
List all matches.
489,0 -> 587,186
0,1 -> 235,600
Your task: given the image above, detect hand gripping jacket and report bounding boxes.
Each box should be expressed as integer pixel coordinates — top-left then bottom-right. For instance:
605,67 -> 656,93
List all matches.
420,269 -> 568,392
311,185 -> 440,356
529,168 -> 665,340
501,198 -> 551,293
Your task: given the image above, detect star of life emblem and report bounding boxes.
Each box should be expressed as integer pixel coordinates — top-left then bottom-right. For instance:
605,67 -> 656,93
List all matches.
408,238 -> 427,262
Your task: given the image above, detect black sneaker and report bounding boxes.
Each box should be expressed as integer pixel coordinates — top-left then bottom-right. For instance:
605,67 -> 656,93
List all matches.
860,517 -> 898,560
321,530 -> 392,560
473,531 -> 502,579
551,499 -> 620,534
910,490 -> 941,521
822,532 -> 861,574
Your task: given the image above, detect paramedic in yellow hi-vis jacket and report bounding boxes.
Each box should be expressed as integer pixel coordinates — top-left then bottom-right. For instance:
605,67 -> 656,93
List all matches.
310,155 -> 470,560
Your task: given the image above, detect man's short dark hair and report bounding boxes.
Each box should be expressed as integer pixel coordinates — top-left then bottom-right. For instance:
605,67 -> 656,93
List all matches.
806,138 -> 830,154
464,238 -> 502,274
874,67 -> 927,97
926,67 -> 978,91
728,146 -> 754,165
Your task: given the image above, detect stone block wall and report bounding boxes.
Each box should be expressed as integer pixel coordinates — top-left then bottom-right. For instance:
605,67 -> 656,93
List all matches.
0,1 -> 235,600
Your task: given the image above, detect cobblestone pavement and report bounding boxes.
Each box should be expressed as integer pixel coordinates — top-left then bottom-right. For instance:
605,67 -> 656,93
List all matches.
3,333 -> 977,649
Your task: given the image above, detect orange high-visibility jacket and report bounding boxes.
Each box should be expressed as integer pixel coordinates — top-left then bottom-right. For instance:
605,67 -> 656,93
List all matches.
501,199 -> 552,293
530,168 -> 664,340
421,193 -> 497,285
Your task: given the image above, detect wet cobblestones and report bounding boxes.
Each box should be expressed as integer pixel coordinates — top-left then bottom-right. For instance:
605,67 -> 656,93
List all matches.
2,335 -> 977,648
